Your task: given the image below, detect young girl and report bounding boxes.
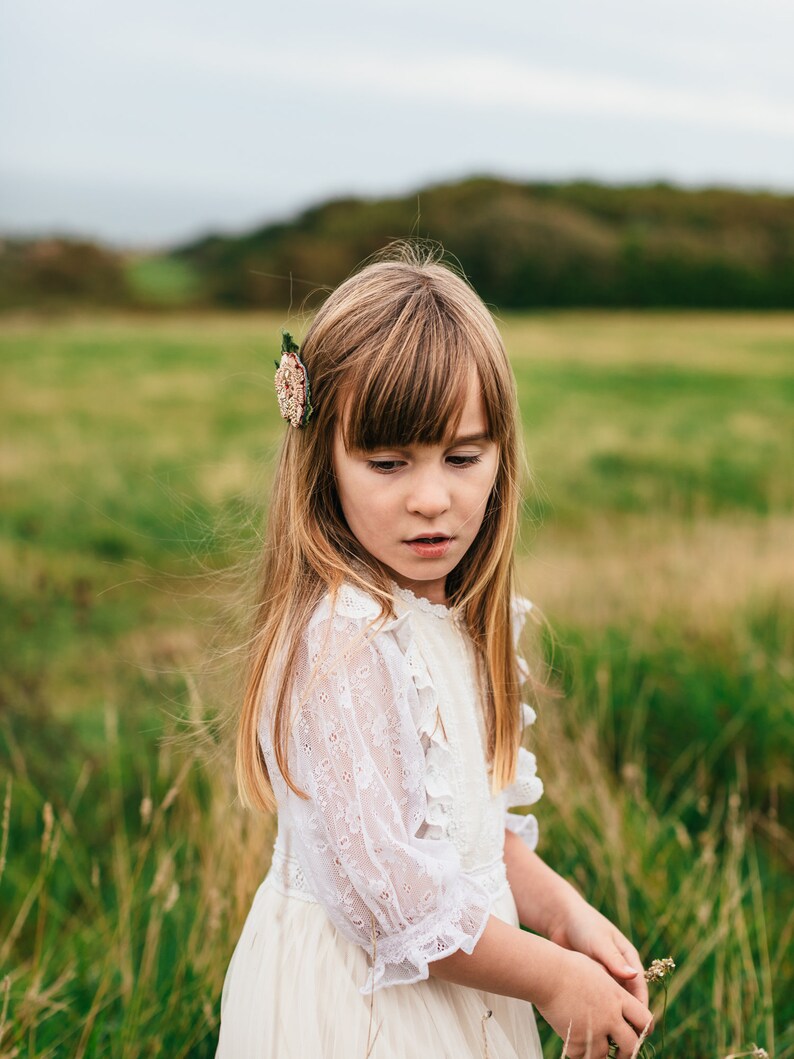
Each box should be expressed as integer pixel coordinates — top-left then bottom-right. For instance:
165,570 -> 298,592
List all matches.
216,248 -> 653,1059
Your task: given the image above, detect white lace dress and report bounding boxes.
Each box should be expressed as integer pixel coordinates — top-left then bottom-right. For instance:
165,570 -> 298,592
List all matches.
216,582 -> 545,1058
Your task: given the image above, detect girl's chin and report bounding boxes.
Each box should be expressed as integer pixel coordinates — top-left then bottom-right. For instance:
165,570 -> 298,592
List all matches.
381,555 -> 459,605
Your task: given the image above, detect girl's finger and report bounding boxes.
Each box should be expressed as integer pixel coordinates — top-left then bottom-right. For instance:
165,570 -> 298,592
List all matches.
623,994 -> 655,1039
615,942 -> 648,1006
619,971 -> 649,1007
609,1026 -> 640,1059
592,944 -> 649,1005
596,943 -> 641,980
601,935 -> 648,1001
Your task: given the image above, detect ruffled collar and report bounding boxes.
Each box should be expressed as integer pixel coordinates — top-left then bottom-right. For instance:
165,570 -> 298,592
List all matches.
390,582 -> 464,623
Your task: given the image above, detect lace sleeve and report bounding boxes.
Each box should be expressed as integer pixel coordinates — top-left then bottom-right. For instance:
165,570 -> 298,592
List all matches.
284,606 -> 493,994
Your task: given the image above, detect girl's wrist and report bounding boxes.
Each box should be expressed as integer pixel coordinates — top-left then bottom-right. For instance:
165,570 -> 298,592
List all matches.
524,935 -> 579,1008
431,913 -> 580,1009
503,833 -> 588,939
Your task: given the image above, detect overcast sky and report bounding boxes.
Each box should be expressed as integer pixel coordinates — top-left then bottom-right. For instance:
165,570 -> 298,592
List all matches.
2,0 -> 793,249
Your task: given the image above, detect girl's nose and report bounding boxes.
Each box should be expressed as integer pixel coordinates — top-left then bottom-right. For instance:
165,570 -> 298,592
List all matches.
406,469 -> 451,518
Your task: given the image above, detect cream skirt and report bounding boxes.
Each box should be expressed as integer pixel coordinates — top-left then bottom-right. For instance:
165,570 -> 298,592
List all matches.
216,876 -> 544,1059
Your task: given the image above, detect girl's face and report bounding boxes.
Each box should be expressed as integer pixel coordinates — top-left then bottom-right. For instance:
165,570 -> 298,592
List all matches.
332,373 -> 499,606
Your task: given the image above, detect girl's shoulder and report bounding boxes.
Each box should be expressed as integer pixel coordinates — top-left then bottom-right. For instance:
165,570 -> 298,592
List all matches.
296,582 -> 436,722
301,580 -> 455,692
301,581 -> 413,667
306,580 -> 394,637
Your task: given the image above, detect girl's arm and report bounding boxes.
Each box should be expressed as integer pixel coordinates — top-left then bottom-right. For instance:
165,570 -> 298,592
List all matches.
503,828 -> 649,1008
503,828 -> 584,936
428,914 -> 653,1058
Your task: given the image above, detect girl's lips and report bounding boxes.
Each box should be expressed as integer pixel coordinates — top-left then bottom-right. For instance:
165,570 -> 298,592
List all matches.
404,537 -> 453,558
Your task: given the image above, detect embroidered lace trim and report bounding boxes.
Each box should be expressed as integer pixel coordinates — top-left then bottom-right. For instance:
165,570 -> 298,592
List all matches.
390,582 -> 464,622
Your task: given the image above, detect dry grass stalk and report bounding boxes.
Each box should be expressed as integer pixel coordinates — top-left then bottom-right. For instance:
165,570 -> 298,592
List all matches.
0,779 -> 10,885
365,912 -> 383,1058
481,1008 -> 492,1058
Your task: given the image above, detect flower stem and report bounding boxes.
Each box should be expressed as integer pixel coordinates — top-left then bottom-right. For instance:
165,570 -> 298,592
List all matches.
660,982 -> 669,1053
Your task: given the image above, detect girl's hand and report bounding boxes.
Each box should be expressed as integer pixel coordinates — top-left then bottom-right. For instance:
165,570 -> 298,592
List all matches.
535,948 -> 653,1059
548,901 -> 649,1008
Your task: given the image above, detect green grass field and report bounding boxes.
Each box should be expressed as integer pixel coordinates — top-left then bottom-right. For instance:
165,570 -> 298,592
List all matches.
1,310 -> 792,1057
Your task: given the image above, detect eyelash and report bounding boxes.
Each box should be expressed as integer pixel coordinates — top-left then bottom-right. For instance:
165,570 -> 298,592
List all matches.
367,455 -> 483,474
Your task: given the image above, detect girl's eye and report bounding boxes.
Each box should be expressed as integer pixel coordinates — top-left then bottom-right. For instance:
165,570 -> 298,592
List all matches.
447,454 -> 483,467
367,454 -> 483,473
367,460 -> 405,474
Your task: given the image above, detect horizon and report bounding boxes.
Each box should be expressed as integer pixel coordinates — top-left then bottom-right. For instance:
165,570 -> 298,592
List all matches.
4,170 -> 794,255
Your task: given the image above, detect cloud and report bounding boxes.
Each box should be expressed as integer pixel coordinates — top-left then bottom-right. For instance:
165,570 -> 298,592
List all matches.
324,53 -> 794,138
128,34 -> 794,139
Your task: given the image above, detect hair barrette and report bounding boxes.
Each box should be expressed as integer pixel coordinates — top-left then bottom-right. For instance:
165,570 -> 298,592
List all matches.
274,331 -> 313,428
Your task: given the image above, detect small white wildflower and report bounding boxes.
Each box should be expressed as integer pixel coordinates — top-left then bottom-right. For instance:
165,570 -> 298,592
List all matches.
644,956 -> 676,982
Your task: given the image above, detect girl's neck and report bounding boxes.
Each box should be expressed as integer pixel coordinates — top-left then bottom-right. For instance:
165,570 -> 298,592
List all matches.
388,573 -> 448,608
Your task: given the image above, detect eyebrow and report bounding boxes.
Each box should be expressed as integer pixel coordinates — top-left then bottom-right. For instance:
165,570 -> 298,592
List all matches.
447,432 -> 491,447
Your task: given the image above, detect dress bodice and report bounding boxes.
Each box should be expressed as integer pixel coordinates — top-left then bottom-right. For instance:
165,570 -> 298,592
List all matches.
385,585 -> 511,871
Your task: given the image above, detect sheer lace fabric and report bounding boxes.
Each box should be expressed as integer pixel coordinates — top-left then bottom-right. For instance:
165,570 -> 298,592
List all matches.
259,582 -> 543,994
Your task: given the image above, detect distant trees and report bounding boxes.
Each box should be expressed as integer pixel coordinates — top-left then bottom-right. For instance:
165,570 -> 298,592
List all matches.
0,237 -> 128,311
173,177 -> 794,310
4,177 -> 794,311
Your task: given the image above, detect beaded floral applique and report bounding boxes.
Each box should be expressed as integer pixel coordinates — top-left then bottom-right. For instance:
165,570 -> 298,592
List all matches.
274,331 -> 313,428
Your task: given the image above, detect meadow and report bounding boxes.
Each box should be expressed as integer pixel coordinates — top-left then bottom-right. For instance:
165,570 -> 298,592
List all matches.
1,309 -> 792,1057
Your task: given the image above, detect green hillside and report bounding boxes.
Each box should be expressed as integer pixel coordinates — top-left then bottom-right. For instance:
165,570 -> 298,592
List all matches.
173,176 -> 794,309
3,176 -> 794,311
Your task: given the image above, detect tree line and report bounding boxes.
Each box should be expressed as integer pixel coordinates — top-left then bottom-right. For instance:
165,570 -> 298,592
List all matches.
4,176 -> 794,311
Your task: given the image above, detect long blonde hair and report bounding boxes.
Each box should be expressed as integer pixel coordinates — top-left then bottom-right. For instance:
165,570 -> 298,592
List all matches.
236,245 -> 526,812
